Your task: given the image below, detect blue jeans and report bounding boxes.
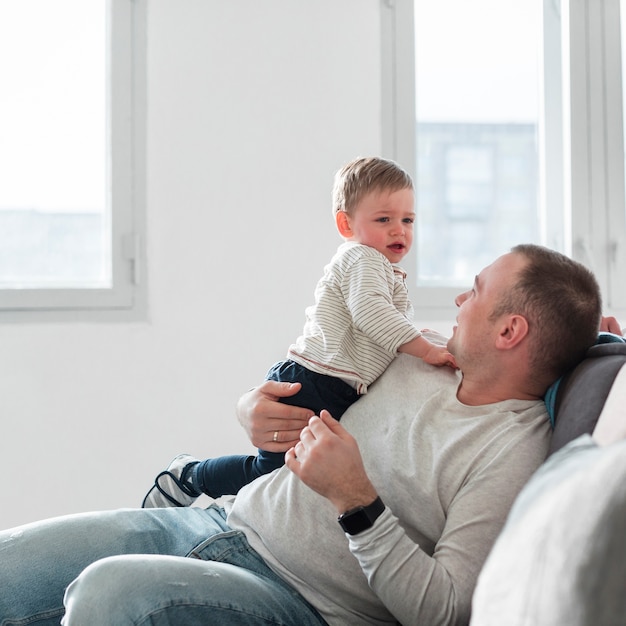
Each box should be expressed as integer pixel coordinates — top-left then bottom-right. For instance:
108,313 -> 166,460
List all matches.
0,505 -> 326,625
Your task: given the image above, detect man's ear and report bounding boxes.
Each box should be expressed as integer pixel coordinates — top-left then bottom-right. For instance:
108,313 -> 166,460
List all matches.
335,211 -> 353,238
495,314 -> 529,350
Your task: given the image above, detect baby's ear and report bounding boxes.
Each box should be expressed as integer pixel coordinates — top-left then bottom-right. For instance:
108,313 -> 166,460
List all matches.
335,211 -> 353,238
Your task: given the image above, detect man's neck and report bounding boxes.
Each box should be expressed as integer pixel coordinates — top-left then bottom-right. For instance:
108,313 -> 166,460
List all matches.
456,375 -> 541,406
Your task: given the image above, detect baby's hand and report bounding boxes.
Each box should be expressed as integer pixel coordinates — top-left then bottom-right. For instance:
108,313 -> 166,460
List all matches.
423,344 -> 458,370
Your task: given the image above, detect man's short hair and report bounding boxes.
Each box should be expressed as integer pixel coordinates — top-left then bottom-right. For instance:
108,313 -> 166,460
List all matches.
492,244 -> 602,389
332,157 -> 413,216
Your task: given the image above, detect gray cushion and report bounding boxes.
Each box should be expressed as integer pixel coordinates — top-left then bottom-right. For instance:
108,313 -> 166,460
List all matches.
550,343 -> 626,455
471,435 -> 626,626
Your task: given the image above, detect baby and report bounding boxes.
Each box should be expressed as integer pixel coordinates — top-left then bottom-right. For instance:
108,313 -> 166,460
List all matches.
143,156 -> 456,507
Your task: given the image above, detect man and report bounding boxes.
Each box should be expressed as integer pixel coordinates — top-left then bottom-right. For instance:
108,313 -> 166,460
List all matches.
0,245 -> 602,625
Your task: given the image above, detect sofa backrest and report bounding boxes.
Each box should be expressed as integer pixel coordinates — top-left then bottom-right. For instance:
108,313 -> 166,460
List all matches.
550,342 -> 626,455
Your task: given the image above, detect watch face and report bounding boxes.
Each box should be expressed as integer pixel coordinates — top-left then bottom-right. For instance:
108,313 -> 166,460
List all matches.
338,497 -> 385,535
339,509 -> 371,535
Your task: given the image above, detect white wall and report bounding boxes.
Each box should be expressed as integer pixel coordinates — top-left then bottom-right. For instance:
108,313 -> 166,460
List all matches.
0,0 -> 402,529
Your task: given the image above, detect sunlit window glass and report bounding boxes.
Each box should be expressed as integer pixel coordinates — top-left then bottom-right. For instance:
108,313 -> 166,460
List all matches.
622,0 -> 626,200
414,0 -> 543,286
0,0 -> 108,289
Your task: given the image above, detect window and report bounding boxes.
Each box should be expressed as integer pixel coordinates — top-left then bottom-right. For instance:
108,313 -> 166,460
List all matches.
0,0 -> 145,315
383,0 -> 626,318
565,0 -> 626,313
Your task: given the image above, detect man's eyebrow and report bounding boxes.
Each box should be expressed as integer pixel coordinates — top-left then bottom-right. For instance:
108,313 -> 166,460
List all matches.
473,275 -> 480,291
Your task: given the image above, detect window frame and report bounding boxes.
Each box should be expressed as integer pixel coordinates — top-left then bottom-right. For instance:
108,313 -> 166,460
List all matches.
382,0 -> 459,319
0,0 -> 146,318
382,0 -> 626,320
568,0 -> 626,312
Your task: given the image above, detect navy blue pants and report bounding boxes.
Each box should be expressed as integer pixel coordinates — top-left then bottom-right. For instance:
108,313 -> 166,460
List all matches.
193,360 -> 360,498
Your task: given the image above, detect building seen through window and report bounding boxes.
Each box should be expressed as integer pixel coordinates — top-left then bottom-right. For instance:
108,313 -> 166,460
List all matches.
0,211 -> 105,288
417,122 -> 538,283
412,0 -> 543,289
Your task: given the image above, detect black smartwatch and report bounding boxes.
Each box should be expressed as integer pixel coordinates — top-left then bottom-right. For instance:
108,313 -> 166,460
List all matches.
337,496 -> 385,535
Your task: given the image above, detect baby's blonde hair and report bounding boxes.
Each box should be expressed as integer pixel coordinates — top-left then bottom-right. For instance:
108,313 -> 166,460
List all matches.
332,157 -> 413,216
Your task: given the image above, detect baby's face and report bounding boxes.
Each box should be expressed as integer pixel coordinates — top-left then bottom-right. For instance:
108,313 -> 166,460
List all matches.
345,187 -> 415,264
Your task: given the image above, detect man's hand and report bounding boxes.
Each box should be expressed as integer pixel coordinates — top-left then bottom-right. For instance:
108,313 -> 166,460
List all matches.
236,381 -> 313,451
600,316 -> 623,335
285,410 -> 378,513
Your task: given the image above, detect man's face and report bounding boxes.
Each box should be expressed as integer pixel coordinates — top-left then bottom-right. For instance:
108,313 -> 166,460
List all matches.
448,252 -> 527,365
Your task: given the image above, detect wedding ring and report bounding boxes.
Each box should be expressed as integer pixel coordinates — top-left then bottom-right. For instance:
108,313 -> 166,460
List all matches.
272,430 -> 279,443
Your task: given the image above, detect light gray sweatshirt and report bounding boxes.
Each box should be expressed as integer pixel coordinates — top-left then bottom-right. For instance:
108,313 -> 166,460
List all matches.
288,241 -> 421,394
227,352 -> 551,625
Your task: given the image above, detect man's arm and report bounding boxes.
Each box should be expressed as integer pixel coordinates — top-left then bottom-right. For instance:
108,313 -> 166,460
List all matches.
236,381 -> 313,451
283,409 -> 547,626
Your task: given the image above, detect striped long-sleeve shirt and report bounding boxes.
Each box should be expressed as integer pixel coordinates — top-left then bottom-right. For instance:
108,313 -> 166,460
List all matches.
287,241 -> 422,394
